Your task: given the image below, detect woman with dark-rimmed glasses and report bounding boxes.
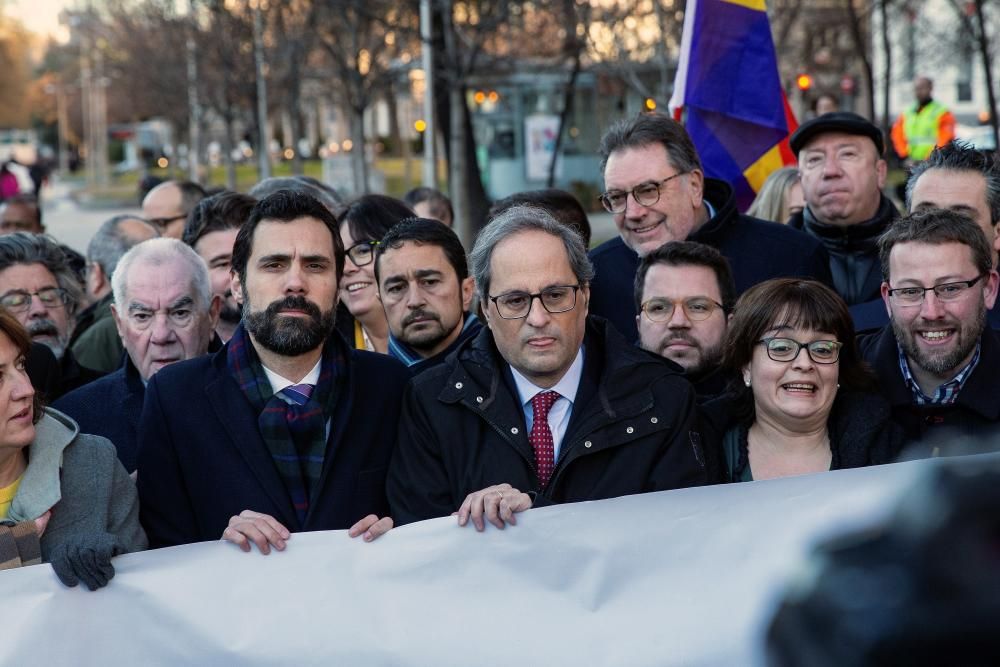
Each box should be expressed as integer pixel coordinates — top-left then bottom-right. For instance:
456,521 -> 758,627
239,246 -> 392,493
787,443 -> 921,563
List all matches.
702,278 -> 903,482
337,195 -> 415,353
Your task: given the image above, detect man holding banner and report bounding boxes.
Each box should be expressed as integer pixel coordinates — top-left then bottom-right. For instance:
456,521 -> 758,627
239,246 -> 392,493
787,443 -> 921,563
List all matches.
137,191 -> 409,551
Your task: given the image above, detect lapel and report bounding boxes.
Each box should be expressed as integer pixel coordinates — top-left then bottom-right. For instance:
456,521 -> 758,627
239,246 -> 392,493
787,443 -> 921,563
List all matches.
206,353 -> 300,530
308,341 -> 355,519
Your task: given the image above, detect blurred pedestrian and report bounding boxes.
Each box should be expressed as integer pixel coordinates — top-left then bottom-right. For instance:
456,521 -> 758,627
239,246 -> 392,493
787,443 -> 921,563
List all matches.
746,167 -> 803,224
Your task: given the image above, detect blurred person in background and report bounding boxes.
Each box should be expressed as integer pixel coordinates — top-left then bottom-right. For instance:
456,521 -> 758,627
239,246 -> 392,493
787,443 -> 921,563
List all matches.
141,180 -> 206,239
746,167 -> 803,224
489,188 -> 592,247
183,191 -> 256,343
404,187 -> 454,228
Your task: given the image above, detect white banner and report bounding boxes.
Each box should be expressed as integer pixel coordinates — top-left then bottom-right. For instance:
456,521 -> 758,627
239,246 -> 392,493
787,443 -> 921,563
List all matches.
0,458 -> 940,666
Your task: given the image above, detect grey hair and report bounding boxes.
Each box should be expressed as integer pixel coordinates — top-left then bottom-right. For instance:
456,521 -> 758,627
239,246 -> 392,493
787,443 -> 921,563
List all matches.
87,215 -> 160,278
471,204 -> 594,302
112,238 -> 212,311
0,232 -> 84,315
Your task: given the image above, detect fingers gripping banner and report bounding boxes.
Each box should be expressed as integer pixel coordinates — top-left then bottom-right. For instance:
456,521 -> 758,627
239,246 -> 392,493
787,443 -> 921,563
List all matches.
1,460 -> 933,665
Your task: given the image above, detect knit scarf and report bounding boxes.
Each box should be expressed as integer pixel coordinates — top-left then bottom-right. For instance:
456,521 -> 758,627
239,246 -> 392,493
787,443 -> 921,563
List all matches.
227,323 -> 345,526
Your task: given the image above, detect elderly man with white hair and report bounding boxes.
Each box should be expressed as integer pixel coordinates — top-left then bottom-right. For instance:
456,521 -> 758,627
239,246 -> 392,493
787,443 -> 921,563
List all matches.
54,238 -> 220,472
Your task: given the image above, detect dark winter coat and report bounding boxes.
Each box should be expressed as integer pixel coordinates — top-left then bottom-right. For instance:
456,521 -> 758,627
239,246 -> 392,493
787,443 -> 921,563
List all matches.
859,325 -> 1000,455
387,317 -> 710,526
136,332 -> 409,548
701,389 -> 905,483
590,178 -> 833,342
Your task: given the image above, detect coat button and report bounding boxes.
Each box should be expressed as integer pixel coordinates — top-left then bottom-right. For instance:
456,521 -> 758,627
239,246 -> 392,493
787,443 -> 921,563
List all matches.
455,382 -> 463,389
511,427 -> 519,435
650,417 -> 658,424
584,440 -> 592,448
626,426 -> 634,434
476,396 -> 483,403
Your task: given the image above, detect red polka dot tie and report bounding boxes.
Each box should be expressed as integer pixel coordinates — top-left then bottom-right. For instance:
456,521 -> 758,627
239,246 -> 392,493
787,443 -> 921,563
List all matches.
530,390 -> 560,488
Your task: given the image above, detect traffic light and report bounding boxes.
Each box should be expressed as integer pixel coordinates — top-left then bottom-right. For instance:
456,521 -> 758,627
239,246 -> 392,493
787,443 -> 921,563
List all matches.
796,73 -> 813,91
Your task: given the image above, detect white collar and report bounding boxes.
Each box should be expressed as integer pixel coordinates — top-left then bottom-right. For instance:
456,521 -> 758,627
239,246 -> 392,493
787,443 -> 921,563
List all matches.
262,359 -> 322,395
510,346 -> 585,406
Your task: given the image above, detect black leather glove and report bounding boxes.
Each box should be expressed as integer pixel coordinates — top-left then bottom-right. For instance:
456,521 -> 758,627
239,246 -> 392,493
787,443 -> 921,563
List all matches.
49,533 -> 127,591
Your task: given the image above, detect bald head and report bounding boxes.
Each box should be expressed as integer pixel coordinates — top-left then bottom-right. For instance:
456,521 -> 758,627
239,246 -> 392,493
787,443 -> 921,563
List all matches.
142,180 -> 206,239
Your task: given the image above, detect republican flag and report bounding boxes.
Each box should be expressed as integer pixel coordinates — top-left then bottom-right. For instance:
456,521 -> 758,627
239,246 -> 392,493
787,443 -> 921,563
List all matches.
668,0 -> 797,211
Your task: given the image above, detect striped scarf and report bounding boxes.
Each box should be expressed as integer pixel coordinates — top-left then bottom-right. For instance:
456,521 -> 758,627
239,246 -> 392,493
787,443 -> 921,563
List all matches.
227,324 -> 344,526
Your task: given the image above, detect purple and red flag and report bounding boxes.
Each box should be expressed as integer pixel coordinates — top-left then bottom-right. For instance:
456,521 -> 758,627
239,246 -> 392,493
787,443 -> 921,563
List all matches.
669,0 -> 797,211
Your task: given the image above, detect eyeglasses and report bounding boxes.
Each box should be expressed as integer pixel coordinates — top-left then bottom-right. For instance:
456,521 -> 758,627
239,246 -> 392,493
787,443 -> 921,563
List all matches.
489,285 -> 581,319
757,337 -> 843,364
146,213 -> 187,230
640,297 -> 724,322
886,275 -> 985,306
0,287 -> 70,313
346,240 -> 380,267
598,172 -> 688,214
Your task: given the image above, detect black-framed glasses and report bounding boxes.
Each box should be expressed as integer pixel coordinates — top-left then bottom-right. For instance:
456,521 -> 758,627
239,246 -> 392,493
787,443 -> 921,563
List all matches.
146,213 -> 187,230
489,285 -> 581,319
346,240 -> 380,267
640,297 -> 724,322
598,172 -> 688,214
0,287 -> 70,313
757,337 -> 843,364
886,275 -> 985,306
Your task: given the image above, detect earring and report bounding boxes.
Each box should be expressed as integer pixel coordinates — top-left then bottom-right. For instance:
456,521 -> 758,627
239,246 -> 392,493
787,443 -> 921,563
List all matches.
744,375 -> 751,388
837,383 -> 841,389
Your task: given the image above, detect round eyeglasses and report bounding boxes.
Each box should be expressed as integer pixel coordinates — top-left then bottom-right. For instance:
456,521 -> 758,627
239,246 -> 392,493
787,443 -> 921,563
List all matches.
598,172 -> 688,214
757,337 -> 843,364
640,297 -> 724,322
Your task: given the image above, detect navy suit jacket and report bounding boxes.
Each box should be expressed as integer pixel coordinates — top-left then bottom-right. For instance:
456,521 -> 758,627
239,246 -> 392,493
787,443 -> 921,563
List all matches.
53,356 -> 145,473
136,334 -> 409,548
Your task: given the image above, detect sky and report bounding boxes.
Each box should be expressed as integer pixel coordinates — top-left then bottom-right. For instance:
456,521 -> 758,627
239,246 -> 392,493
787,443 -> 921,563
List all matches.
5,0 -> 70,40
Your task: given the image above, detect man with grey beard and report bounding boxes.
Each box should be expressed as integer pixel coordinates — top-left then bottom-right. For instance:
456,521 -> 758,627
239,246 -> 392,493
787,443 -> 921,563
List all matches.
859,208 -> 1000,454
137,191 -> 409,551
0,232 -> 102,399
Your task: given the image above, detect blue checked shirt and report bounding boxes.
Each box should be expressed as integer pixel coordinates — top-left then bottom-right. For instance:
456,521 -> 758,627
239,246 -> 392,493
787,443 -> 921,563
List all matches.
897,341 -> 981,406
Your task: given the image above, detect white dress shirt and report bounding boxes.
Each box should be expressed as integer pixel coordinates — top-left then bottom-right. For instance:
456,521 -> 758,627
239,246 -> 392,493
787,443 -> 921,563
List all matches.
509,346 -> 585,462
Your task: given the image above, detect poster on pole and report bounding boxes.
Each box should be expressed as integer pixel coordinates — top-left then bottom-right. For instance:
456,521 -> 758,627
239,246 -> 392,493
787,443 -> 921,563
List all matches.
524,114 -> 562,182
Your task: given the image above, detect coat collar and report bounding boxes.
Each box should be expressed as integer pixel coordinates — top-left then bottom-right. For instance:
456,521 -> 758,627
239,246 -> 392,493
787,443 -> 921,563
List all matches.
6,408 -> 79,522
867,324 -> 1000,420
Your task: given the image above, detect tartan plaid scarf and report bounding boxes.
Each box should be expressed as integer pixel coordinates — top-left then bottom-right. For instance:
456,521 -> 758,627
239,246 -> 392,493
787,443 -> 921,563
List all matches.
227,323 -> 345,526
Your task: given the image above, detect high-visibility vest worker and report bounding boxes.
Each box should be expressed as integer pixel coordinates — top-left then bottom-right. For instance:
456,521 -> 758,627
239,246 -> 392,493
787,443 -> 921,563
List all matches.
891,76 -> 956,161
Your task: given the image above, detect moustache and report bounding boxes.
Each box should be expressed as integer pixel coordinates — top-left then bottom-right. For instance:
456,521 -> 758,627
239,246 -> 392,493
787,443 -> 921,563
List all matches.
661,332 -> 700,348
27,320 -> 59,338
267,295 -> 323,320
402,309 -> 440,328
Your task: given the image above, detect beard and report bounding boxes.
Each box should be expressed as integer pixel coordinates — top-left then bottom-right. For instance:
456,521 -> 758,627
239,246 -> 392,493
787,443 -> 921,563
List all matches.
892,304 -> 986,377
399,308 -> 452,352
27,318 -> 68,360
646,329 -> 723,376
243,294 -> 336,356
219,293 -> 242,325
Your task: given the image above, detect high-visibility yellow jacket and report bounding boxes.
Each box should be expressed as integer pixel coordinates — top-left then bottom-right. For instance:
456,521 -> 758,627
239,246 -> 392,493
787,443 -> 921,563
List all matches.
891,100 -> 956,160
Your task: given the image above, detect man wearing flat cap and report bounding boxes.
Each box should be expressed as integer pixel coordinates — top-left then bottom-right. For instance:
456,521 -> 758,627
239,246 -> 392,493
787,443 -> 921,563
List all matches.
788,112 -> 899,332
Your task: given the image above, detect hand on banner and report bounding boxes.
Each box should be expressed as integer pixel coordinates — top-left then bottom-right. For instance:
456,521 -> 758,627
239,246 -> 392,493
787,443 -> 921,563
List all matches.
222,510 -> 291,555
348,515 -> 393,542
455,483 -> 532,531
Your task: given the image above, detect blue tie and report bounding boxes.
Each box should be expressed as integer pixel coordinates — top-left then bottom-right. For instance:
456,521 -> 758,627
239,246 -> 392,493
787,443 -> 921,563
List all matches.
280,383 -> 314,406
